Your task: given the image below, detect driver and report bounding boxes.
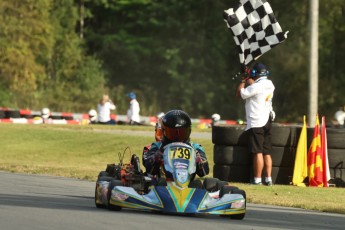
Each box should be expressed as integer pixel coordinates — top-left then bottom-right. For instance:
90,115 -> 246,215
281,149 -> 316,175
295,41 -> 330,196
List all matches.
142,109 -> 209,180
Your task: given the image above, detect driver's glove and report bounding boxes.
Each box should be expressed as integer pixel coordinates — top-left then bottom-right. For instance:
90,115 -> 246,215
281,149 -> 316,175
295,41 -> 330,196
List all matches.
196,152 -> 206,164
154,150 -> 163,164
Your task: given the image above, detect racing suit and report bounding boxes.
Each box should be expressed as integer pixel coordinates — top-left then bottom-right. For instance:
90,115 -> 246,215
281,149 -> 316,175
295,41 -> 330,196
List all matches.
142,139 -> 209,180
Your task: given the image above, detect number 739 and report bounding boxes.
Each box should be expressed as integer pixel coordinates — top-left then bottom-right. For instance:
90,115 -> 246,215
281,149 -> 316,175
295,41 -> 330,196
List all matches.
170,147 -> 191,159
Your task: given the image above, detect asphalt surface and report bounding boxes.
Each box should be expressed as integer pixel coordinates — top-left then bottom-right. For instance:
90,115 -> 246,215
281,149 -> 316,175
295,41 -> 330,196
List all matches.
1,171 -> 344,230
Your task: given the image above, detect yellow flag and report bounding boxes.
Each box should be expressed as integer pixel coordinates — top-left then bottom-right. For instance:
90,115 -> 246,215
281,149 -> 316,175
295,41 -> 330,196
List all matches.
292,116 -> 307,186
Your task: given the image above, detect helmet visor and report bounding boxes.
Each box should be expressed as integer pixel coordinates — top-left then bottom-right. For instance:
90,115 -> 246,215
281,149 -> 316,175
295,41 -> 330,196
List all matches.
164,127 -> 191,142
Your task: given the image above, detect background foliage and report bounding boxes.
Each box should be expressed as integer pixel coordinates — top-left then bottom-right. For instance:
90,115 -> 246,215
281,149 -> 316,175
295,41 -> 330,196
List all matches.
0,0 -> 344,123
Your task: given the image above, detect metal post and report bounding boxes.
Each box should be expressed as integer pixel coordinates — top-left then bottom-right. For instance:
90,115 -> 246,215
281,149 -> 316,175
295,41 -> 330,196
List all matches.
308,0 -> 319,126
80,0 -> 84,39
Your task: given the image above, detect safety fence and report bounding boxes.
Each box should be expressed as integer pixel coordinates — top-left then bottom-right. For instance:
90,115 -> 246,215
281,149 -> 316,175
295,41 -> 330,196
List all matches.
0,107 -> 237,126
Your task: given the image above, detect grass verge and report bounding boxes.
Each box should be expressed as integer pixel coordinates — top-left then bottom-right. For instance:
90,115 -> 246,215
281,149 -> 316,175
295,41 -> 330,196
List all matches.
0,123 -> 344,215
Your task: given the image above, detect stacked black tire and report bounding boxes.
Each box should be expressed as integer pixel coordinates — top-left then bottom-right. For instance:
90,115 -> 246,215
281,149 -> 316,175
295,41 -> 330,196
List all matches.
212,124 -> 345,186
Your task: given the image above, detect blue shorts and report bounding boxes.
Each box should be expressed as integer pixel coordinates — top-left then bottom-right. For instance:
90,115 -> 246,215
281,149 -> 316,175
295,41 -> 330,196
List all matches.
248,119 -> 272,155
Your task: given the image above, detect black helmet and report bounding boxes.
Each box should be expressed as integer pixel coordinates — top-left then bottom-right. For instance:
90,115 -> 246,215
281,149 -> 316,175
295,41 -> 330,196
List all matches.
162,110 -> 192,143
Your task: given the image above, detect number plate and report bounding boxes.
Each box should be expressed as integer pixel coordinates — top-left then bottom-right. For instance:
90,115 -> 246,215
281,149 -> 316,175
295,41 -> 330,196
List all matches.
169,146 -> 191,160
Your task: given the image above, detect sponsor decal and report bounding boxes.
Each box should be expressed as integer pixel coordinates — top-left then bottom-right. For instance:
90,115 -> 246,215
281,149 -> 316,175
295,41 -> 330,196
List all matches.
112,191 -> 129,201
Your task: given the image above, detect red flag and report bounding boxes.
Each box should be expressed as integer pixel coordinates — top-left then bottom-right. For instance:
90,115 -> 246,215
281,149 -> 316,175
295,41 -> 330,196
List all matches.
307,114 -> 324,187
321,116 -> 331,187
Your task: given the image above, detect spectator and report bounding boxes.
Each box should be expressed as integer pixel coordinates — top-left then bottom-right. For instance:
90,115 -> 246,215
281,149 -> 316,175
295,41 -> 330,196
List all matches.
41,107 -> 51,119
236,63 -> 275,186
41,107 -> 52,124
197,113 -> 221,129
334,105 -> 345,127
211,113 -> 221,126
126,92 -> 140,125
88,109 -> 98,124
97,94 -> 116,124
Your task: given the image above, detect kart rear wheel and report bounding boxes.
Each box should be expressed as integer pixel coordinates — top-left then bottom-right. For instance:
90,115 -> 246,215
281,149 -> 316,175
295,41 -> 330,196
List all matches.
203,178 -> 230,192
98,176 -> 115,182
217,180 -> 230,190
219,185 -> 239,197
98,171 -> 110,178
107,180 -> 123,211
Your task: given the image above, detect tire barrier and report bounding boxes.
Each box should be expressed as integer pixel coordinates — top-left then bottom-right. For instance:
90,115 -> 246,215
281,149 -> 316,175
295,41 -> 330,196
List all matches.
212,124 -> 345,186
0,110 -> 5,119
0,108 -> 81,125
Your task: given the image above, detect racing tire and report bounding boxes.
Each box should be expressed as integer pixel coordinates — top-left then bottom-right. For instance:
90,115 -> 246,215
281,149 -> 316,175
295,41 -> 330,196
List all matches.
326,128 -> 345,149
213,164 -> 251,183
216,180 -> 230,190
328,148 -> 345,168
202,178 -> 220,192
95,184 -> 106,209
219,185 -> 241,198
219,186 -> 246,220
97,176 -> 114,182
0,110 -> 5,119
5,110 -> 20,118
269,146 -> 296,167
212,124 -> 296,147
212,125 -> 248,146
107,180 -> 123,211
213,145 -> 250,165
229,189 -> 246,220
270,125 -> 295,147
98,171 -> 110,178
95,176 -> 114,208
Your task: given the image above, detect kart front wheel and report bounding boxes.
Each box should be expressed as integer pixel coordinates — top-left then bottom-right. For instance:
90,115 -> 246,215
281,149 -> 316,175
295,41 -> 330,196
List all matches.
95,185 -> 106,208
220,186 -> 246,220
107,180 -> 123,211
95,176 -> 114,208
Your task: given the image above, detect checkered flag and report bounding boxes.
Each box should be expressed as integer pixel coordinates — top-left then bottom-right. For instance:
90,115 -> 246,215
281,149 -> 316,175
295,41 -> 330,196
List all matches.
224,0 -> 288,66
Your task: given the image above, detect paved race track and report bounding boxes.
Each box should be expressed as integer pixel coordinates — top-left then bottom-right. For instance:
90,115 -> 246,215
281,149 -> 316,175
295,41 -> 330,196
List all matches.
0,171 -> 344,230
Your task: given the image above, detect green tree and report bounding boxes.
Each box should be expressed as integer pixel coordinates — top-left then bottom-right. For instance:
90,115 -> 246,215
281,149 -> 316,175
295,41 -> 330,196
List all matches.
42,0 -> 106,113
0,0 -> 53,108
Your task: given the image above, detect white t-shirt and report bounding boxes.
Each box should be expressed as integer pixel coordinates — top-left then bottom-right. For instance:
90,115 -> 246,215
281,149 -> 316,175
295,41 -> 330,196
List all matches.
127,99 -> 140,123
335,110 -> 345,125
97,102 -> 116,122
240,77 -> 275,130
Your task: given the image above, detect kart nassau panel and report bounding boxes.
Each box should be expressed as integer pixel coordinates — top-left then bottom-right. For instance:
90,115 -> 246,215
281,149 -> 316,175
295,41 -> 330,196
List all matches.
108,185 -> 245,215
163,143 -> 196,188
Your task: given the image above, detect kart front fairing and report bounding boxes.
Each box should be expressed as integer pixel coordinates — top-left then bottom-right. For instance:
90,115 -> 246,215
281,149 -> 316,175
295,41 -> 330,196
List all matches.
108,184 -> 245,215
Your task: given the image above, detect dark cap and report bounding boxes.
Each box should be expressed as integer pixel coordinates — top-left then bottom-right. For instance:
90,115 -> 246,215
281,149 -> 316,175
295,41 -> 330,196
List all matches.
252,63 -> 269,77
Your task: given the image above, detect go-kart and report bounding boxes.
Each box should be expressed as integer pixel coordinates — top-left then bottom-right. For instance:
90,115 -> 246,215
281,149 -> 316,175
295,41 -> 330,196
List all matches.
95,143 -> 246,219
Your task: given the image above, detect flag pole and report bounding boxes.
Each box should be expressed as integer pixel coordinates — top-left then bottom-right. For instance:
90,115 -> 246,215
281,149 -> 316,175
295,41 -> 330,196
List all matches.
308,0 -> 319,127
